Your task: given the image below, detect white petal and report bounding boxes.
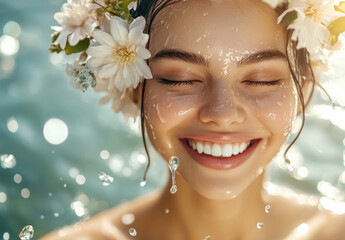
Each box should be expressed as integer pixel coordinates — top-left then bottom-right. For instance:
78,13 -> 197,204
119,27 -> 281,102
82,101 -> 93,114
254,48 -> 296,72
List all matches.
110,16 -> 129,45
54,12 -> 65,24
99,95 -> 113,105
68,28 -> 81,46
136,47 -> 151,59
136,59 -> 152,79
134,33 -> 149,47
99,63 -> 119,79
129,16 -> 145,32
114,67 -> 126,91
54,29 -> 71,49
92,30 -> 115,47
87,45 -> 113,58
87,56 -> 113,68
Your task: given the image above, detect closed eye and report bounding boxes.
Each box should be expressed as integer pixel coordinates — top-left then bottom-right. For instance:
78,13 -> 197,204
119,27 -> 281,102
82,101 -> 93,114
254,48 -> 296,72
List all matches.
158,78 -> 195,86
243,80 -> 281,86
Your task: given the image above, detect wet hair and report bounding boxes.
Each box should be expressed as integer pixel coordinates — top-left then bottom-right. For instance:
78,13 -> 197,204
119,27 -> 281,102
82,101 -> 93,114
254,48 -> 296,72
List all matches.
132,0 -> 317,180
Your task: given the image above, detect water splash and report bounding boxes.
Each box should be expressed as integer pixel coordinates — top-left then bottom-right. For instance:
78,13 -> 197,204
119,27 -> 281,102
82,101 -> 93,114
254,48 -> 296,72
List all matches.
265,205 -> 271,213
98,172 -> 114,186
0,154 -> 16,169
168,156 -> 179,194
257,222 -> 264,229
129,228 -> 137,236
204,236 -> 211,240
19,225 -> 34,240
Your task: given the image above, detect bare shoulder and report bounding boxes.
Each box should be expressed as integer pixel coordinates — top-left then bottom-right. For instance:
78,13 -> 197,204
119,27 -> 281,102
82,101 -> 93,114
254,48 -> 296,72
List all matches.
268,191 -> 345,240
39,189 -> 163,240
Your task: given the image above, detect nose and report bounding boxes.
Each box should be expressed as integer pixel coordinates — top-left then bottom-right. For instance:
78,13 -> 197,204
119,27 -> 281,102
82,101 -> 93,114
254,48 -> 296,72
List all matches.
198,88 -> 245,128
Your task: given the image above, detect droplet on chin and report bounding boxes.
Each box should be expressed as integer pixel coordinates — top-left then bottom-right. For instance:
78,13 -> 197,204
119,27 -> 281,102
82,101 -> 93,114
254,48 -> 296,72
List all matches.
257,222 -> 264,229
265,205 -> 271,213
129,228 -> 137,236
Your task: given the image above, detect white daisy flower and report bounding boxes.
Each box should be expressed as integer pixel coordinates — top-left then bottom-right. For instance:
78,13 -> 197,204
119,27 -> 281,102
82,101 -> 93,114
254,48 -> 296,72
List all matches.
94,77 -> 140,121
53,0 -> 98,49
87,15 -> 152,92
261,0 -> 284,9
277,0 -> 344,56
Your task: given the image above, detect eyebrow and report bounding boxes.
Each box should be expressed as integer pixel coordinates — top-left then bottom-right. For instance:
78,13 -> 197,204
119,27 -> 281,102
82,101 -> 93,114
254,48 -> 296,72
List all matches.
151,49 -> 209,66
151,49 -> 287,66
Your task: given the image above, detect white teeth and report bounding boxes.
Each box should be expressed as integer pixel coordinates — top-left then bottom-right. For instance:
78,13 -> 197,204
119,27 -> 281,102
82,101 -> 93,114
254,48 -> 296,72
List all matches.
222,144 -> 233,157
204,143 -> 212,155
211,144 -> 222,157
239,142 -> 247,152
187,139 -> 251,158
233,144 -> 240,155
196,142 -> 204,154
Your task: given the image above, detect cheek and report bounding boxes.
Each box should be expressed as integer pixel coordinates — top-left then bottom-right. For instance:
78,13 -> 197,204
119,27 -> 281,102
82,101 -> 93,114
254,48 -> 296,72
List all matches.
242,88 -> 298,135
143,84 -> 201,152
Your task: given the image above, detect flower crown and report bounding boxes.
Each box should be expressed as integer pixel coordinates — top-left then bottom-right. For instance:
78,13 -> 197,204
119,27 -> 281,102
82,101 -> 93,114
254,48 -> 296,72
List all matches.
49,0 -> 345,121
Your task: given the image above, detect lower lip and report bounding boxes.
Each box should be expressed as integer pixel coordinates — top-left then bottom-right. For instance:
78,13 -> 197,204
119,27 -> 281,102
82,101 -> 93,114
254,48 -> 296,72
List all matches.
180,139 -> 261,170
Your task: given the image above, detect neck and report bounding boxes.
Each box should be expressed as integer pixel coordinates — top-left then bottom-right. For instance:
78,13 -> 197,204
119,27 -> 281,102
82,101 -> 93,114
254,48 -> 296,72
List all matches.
156,171 -> 269,239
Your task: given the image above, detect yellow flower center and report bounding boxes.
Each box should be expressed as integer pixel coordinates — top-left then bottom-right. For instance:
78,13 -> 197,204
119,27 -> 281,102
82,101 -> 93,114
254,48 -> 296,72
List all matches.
113,47 -> 136,65
305,1 -> 322,23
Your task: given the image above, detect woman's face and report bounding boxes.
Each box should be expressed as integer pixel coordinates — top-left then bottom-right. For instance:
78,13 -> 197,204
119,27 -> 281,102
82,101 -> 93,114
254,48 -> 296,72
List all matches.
143,0 -> 298,200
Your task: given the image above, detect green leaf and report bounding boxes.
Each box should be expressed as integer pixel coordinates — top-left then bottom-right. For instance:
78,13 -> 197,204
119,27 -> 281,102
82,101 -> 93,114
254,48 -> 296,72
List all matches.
49,31 -> 63,53
328,16 -> 345,45
281,11 -> 298,28
64,38 -> 90,55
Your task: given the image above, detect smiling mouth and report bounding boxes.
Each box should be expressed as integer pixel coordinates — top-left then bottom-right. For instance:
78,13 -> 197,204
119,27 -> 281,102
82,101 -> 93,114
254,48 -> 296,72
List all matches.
180,138 -> 261,170
186,138 -> 252,158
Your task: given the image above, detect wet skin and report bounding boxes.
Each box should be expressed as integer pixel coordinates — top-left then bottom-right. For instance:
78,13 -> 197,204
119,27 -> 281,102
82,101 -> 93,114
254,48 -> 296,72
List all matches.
39,0 -> 345,240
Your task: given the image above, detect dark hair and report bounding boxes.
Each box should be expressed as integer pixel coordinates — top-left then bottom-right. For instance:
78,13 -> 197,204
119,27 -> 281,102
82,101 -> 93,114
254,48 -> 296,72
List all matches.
134,0 -> 317,181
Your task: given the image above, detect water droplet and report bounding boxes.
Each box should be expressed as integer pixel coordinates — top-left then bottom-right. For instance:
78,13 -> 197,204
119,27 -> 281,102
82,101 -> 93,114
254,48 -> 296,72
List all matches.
168,156 -> 179,194
98,172 -> 114,186
257,222 -> 264,229
170,185 -> 177,194
1,154 -> 16,168
265,205 -> 271,213
129,228 -> 137,236
19,225 -> 34,240
140,180 -> 146,187
168,156 -> 179,171
204,236 -> 211,240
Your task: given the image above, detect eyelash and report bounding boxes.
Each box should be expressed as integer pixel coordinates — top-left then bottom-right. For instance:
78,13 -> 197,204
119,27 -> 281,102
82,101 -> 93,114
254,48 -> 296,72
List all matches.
158,78 -> 281,86
158,78 -> 195,86
243,80 -> 281,86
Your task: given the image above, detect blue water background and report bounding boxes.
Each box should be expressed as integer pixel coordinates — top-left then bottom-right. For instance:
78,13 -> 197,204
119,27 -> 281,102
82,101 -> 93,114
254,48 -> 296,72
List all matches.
0,0 -> 344,239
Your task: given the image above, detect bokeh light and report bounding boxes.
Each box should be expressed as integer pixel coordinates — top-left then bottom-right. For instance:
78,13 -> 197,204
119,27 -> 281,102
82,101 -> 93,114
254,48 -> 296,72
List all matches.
0,35 -> 19,55
3,21 -> 21,38
43,118 -> 69,145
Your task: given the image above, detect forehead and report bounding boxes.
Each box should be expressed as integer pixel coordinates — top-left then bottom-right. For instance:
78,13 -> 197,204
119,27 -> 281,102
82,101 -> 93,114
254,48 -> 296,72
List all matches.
149,0 -> 286,61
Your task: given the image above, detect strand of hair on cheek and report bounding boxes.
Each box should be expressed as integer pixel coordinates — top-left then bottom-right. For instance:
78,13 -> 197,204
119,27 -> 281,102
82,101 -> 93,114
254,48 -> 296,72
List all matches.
283,36 -> 306,170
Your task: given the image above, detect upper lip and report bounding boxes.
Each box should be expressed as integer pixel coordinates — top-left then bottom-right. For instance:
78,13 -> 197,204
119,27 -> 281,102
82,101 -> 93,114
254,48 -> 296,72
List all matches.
179,133 -> 259,144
